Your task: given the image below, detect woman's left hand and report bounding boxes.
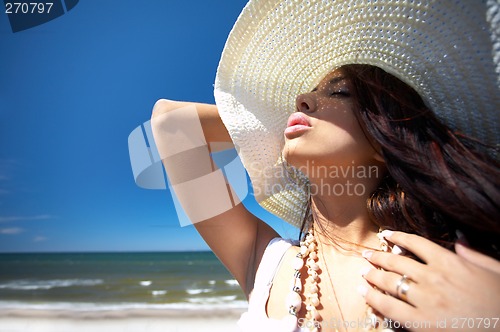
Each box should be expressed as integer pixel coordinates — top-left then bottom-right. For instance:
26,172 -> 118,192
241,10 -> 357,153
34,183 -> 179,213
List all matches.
359,230 -> 500,331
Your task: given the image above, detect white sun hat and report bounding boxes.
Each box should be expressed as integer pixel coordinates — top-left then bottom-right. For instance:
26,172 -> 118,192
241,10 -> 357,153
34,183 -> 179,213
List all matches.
214,0 -> 500,227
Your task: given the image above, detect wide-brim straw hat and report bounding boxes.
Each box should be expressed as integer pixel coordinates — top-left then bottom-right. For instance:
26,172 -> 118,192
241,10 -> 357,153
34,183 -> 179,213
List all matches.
214,0 -> 500,228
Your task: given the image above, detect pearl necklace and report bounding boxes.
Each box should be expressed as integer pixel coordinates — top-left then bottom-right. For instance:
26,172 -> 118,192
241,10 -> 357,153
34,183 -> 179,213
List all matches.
286,226 -> 393,332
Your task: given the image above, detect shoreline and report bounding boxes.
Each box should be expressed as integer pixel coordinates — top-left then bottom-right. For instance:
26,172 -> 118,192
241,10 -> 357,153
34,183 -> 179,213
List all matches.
0,307 -> 246,319
0,307 -> 246,332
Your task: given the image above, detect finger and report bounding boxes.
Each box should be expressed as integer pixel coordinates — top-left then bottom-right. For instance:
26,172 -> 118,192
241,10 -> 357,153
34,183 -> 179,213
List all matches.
362,285 -> 420,327
362,249 -> 425,281
380,230 -> 455,264
362,268 -> 420,306
455,242 -> 500,274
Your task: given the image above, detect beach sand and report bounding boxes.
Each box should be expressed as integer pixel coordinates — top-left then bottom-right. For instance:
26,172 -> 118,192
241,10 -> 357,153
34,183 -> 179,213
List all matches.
0,308 -> 245,332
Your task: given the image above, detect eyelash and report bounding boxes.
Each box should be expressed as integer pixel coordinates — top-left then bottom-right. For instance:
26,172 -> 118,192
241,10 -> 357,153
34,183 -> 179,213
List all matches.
330,90 -> 350,97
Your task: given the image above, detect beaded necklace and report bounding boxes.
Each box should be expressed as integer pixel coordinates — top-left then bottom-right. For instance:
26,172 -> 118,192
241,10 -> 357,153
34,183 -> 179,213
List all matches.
287,225 -> 393,332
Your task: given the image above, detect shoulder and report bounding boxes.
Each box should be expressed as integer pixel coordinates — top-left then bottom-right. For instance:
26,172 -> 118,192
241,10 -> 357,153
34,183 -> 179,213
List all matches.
262,238 -> 299,271
263,239 -> 300,319
254,238 -> 298,285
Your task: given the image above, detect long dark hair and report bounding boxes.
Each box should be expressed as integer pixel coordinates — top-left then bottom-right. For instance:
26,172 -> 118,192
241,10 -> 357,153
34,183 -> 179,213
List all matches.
301,64 -> 500,259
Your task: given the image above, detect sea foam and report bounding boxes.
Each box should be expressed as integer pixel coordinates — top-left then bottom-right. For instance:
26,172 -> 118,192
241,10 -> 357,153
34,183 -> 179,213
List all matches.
0,279 -> 103,290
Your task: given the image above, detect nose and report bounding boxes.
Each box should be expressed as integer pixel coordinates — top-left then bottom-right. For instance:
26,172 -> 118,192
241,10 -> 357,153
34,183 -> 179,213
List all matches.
295,93 -> 316,113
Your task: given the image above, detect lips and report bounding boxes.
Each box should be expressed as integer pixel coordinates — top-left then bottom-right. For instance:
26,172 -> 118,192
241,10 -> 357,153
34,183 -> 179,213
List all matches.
287,113 -> 311,128
284,113 -> 311,137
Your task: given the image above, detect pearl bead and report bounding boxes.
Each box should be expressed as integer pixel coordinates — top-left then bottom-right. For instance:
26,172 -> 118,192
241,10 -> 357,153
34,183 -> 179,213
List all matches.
287,227 -> 392,329
309,284 -> 318,293
310,296 -> 320,307
308,242 -> 317,251
306,258 -> 315,267
308,269 -> 318,279
311,307 -> 321,320
381,242 -> 388,251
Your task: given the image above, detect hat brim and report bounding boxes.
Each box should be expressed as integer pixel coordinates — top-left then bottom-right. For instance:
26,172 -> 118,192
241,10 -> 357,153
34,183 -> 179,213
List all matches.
215,0 -> 500,227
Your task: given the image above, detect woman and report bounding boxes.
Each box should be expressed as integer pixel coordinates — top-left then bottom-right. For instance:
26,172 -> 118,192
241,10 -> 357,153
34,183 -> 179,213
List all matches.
150,0 -> 500,331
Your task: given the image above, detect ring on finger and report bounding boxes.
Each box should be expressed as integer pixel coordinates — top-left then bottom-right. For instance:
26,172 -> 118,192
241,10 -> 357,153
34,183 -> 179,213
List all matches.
396,275 -> 412,302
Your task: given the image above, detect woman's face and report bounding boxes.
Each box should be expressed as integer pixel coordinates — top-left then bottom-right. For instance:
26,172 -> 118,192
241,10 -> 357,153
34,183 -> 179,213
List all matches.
283,69 -> 382,177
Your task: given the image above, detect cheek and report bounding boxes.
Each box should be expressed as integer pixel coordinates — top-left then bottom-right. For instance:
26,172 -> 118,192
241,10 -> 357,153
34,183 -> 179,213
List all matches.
317,116 -> 375,159
320,115 -> 361,144
327,108 -> 367,140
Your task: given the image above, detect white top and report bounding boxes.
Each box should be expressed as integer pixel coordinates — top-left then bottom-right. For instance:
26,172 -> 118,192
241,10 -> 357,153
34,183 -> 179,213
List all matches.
238,238 -> 308,332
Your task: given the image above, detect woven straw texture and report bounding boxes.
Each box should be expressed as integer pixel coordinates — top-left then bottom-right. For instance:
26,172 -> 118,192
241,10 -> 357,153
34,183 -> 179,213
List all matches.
214,0 -> 500,227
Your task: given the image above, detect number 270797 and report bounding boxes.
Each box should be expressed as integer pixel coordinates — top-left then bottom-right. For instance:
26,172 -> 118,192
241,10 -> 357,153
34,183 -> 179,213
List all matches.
5,2 -> 53,14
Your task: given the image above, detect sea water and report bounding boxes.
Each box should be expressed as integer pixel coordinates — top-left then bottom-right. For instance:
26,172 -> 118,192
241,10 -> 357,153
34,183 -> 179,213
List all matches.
0,251 -> 247,311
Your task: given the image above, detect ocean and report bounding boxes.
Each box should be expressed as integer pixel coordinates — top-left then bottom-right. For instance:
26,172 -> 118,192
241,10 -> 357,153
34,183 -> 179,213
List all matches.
0,251 -> 247,312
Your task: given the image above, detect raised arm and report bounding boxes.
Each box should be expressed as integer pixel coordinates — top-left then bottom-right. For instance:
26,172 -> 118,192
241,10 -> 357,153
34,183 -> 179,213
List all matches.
151,99 -> 278,296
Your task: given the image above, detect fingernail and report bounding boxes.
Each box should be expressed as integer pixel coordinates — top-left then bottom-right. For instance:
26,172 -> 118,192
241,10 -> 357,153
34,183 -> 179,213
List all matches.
391,245 -> 404,255
362,250 -> 373,259
455,229 -> 469,246
380,230 -> 394,239
360,266 -> 372,277
357,285 -> 368,297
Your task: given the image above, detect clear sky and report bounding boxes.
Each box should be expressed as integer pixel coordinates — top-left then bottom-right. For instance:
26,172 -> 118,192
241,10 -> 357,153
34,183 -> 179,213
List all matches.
0,0 -> 298,252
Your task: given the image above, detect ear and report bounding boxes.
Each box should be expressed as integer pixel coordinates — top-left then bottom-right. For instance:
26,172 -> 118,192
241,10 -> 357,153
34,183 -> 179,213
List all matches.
373,151 -> 385,163
370,142 -> 385,163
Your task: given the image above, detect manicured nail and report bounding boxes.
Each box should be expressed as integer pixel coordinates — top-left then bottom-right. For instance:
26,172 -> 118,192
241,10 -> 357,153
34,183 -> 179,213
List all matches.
380,230 -> 394,239
360,266 -> 372,277
362,250 -> 373,259
391,245 -> 404,255
455,229 -> 469,246
357,285 -> 368,297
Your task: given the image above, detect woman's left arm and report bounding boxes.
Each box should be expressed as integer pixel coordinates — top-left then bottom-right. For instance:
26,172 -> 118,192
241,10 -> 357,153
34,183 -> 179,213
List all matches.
359,231 -> 500,331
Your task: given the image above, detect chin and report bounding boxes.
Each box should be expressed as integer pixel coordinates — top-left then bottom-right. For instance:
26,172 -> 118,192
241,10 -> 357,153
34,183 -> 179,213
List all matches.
283,148 -> 312,170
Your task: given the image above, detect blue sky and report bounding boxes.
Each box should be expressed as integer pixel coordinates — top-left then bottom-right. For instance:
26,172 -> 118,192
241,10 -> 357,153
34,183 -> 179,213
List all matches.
0,0 -> 298,252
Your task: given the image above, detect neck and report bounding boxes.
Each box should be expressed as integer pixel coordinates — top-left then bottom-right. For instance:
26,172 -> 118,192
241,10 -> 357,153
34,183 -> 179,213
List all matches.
307,162 -> 384,248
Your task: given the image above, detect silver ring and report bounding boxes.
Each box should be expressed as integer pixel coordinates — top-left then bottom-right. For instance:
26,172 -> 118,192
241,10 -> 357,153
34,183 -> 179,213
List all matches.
396,275 -> 411,302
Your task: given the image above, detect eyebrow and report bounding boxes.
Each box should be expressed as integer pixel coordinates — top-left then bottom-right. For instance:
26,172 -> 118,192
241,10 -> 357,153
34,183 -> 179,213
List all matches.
329,76 -> 347,85
311,75 -> 347,92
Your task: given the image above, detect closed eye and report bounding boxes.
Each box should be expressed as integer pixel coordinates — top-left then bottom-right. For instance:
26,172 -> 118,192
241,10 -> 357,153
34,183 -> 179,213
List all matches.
330,90 -> 351,97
